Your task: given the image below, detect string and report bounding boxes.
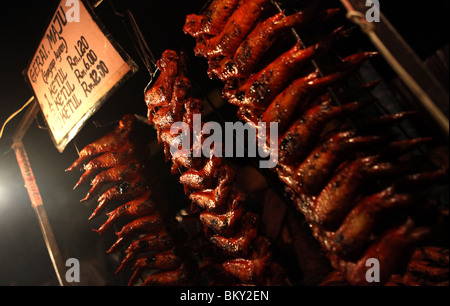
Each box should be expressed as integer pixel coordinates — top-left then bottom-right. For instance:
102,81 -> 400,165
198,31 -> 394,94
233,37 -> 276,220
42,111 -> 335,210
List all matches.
0,97 -> 35,141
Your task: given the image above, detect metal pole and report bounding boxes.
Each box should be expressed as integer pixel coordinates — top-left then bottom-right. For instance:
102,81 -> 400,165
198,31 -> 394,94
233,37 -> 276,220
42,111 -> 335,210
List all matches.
340,0 -> 449,137
11,99 -> 69,286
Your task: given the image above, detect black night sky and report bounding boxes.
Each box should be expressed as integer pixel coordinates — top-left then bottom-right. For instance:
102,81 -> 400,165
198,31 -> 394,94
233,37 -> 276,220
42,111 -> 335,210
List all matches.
0,0 -> 448,286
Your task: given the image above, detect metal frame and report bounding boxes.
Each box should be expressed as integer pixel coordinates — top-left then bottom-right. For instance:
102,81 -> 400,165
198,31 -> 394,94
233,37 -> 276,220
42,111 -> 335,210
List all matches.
340,0 -> 449,137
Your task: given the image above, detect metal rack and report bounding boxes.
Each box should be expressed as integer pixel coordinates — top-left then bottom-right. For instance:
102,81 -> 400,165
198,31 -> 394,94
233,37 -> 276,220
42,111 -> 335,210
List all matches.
11,0 -> 447,286
340,0 -> 449,137
185,0 -> 449,285
181,0 -> 450,218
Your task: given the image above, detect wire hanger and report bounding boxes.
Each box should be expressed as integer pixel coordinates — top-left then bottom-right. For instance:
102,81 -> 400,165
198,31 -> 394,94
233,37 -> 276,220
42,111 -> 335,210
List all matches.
108,0 -> 159,94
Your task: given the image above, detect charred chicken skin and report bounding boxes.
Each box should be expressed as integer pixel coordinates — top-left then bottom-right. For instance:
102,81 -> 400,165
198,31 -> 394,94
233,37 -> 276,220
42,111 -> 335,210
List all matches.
66,114 -> 137,172
183,0 -> 240,38
68,114 -> 197,286
209,4 -> 336,81
143,49 -> 283,285
183,0 -> 447,286
67,0 -> 448,287
195,0 -> 272,59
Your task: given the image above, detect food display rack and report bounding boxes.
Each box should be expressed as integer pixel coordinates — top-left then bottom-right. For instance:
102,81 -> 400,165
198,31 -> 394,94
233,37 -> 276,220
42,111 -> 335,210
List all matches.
7,0 -> 448,287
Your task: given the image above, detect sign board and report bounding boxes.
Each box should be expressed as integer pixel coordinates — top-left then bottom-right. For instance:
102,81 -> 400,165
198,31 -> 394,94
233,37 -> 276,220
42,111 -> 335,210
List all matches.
26,0 -> 138,152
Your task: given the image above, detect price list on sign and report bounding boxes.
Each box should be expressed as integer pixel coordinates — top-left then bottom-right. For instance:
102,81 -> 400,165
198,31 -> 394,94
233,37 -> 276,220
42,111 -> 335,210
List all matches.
26,0 -> 137,152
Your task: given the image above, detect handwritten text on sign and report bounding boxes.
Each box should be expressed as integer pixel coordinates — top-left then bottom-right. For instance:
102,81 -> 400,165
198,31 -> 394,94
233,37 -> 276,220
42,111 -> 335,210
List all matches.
27,0 -> 134,152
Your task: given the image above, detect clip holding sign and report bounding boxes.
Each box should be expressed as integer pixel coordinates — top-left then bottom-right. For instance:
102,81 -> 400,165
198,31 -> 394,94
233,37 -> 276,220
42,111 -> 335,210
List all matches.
25,0 -> 138,153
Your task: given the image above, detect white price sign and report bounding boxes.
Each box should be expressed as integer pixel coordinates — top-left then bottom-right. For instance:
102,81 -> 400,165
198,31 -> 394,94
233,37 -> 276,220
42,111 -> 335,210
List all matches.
26,0 -> 137,152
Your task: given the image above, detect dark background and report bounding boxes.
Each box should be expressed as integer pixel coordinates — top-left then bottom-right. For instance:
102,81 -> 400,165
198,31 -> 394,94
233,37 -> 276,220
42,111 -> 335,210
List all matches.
0,0 -> 448,286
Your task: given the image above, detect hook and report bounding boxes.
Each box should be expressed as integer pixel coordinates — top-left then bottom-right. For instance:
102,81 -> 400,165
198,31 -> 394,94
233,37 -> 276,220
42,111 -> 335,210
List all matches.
92,119 -> 120,129
35,114 -> 48,130
73,139 -> 80,155
92,0 -> 104,8
108,0 -> 125,19
108,0 -> 156,78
